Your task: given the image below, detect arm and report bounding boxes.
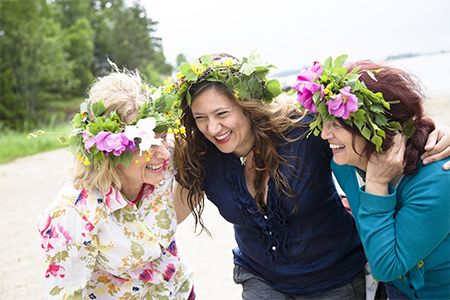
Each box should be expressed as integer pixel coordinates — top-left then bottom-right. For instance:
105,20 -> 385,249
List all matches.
421,124 -> 450,170
173,181 -> 193,224
357,166 -> 450,282
37,208 -> 98,299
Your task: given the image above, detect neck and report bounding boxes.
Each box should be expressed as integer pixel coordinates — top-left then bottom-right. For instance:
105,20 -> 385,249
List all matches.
120,181 -> 144,203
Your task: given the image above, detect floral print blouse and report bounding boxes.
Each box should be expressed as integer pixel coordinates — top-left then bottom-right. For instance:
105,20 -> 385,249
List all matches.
37,167 -> 193,300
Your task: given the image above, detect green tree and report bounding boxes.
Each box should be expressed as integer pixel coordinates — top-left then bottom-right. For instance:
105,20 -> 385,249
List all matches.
0,0 -> 76,129
92,0 -> 172,85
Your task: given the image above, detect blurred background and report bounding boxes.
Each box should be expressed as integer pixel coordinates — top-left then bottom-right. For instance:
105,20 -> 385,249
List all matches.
0,0 -> 449,299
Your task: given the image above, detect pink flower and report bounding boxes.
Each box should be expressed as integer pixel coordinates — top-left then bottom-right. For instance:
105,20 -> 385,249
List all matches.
83,132 -> 96,153
295,61 -> 323,82
294,82 -> 322,113
95,132 -> 132,156
139,269 -> 156,282
45,261 -> 65,278
326,86 -> 358,119
292,62 -> 324,113
163,263 -> 176,281
39,215 -> 58,252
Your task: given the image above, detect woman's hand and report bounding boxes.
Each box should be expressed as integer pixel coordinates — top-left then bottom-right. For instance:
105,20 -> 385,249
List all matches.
365,134 -> 406,196
421,124 -> 450,170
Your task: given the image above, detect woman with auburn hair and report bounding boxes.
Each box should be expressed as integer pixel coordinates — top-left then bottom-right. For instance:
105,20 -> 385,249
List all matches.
294,56 -> 449,299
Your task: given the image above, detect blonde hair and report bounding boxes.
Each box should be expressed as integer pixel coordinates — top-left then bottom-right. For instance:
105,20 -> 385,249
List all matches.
71,69 -> 149,194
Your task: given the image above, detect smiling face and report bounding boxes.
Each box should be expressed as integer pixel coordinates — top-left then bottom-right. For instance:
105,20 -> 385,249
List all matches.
320,120 -> 369,170
190,88 -> 255,156
116,132 -> 171,194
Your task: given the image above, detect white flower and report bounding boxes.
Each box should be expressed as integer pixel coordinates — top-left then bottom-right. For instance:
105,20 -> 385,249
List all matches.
124,117 -> 161,154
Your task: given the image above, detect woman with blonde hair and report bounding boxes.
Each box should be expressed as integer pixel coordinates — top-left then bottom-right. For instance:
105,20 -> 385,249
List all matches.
37,68 -> 195,299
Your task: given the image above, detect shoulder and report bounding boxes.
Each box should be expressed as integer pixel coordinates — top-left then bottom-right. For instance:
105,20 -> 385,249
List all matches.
402,159 -> 450,193
37,182 -> 114,233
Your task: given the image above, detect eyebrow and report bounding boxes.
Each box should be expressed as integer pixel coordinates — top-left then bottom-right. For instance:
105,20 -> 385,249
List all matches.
192,106 -> 230,116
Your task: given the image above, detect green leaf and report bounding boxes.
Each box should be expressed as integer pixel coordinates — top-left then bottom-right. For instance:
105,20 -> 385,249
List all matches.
265,79 -> 282,99
367,71 -> 379,82
80,101 -> 89,114
200,55 -> 211,66
334,54 -> 348,68
353,109 -> 365,121
324,57 -> 332,70
371,135 -> 383,152
361,125 -> 372,141
235,82 -> 248,99
92,100 -> 106,117
331,66 -> 347,76
247,76 -> 260,96
388,121 -> 403,131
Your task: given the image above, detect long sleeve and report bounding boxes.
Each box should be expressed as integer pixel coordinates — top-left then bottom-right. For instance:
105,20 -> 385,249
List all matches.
37,206 -> 99,300
357,163 -> 450,283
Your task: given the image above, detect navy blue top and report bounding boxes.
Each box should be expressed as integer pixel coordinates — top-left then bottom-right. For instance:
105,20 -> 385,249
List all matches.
201,115 -> 367,296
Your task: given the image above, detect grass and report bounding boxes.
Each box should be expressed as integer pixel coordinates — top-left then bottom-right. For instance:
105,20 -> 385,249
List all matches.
0,96 -> 84,165
0,123 -> 72,165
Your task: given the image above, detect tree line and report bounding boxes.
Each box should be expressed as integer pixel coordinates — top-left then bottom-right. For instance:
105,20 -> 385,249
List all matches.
0,0 -> 176,130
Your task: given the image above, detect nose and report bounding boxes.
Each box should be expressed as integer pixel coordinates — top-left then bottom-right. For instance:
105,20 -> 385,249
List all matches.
320,122 -> 333,140
206,118 -> 222,136
153,142 -> 171,161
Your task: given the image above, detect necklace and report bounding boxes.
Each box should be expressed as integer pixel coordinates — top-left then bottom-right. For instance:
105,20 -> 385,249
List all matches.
131,184 -> 146,205
236,144 -> 255,166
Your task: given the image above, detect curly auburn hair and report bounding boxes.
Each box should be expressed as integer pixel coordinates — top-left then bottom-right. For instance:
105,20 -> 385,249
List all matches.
342,60 -> 435,174
174,81 -> 310,231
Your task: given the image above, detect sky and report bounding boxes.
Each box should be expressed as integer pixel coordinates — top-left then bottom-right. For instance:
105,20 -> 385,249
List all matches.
139,0 -> 450,75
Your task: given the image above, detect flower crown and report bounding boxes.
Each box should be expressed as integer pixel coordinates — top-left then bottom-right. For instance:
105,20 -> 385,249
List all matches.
33,84 -> 184,168
160,53 -> 283,107
291,54 -> 415,152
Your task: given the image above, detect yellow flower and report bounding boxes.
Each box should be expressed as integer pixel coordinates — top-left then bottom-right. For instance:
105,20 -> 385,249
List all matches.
135,159 -> 139,163
180,126 -> 186,134
167,128 -> 173,133
146,156 -> 150,161
83,159 -> 90,166
174,129 -> 179,134
175,119 -> 181,125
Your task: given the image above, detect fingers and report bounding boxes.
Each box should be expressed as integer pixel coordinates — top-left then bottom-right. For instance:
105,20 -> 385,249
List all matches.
421,125 -> 450,169
423,128 -> 439,151
444,160 -> 450,171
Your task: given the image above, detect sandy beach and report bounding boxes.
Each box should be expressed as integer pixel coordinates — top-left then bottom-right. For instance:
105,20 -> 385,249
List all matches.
0,96 -> 448,299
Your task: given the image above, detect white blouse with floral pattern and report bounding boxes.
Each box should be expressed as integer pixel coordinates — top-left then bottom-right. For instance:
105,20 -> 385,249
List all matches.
37,167 -> 193,300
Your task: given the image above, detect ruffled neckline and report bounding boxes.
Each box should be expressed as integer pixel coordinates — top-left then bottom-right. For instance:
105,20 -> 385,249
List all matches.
225,154 -> 292,262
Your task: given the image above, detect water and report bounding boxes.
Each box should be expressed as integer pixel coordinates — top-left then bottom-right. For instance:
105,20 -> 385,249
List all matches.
277,52 -> 450,98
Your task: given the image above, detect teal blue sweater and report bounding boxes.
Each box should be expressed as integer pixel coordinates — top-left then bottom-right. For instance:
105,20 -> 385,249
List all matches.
332,159 -> 450,300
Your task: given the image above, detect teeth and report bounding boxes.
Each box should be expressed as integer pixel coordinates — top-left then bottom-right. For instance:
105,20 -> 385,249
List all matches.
146,163 -> 163,170
216,131 -> 231,140
329,144 -> 345,149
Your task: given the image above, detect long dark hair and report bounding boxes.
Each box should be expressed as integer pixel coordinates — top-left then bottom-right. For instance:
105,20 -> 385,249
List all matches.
174,81 -> 308,231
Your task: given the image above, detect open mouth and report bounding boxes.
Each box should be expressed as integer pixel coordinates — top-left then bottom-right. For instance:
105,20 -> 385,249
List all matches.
215,131 -> 231,141
146,163 -> 163,170
329,144 -> 345,150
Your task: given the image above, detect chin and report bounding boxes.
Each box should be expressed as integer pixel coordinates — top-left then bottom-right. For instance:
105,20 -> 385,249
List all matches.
332,157 -> 347,166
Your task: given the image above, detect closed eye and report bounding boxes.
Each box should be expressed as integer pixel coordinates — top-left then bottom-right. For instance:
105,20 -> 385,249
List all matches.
217,111 -> 229,116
